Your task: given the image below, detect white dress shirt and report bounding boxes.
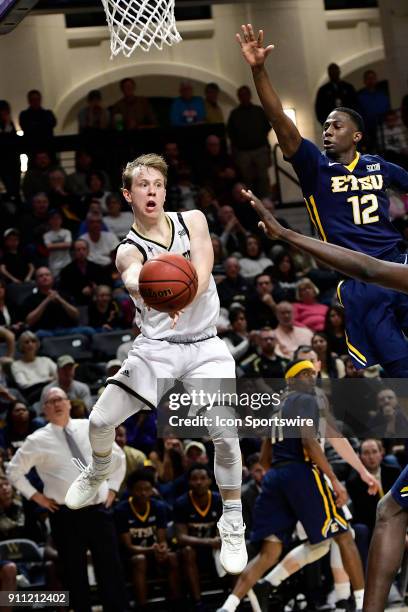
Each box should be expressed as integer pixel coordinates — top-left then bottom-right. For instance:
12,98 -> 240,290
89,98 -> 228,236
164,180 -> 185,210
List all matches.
6,418 -> 125,505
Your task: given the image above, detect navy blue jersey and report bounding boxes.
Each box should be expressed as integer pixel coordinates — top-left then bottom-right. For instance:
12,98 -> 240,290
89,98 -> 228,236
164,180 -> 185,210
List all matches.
289,139 -> 408,259
272,391 -> 319,464
114,497 -> 168,547
173,491 -> 222,538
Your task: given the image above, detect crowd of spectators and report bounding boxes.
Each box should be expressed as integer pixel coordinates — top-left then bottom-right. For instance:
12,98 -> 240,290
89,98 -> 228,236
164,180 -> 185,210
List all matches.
0,71 -> 406,610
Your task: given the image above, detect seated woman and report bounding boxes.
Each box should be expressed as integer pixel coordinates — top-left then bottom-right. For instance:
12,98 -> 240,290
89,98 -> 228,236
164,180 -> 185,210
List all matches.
265,251 -> 298,302
292,278 -> 328,332
324,305 -> 348,357
0,228 -> 34,285
0,401 -> 38,456
87,284 -> 123,332
312,331 -> 345,379
238,234 -> 273,280
10,332 -> 56,403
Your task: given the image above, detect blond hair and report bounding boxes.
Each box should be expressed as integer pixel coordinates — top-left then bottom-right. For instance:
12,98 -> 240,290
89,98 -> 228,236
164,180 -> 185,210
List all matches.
122,153 -> 168,190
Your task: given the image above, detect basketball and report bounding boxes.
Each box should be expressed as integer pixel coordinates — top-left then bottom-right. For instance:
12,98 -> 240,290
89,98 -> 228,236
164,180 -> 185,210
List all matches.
139,253 -> 198,313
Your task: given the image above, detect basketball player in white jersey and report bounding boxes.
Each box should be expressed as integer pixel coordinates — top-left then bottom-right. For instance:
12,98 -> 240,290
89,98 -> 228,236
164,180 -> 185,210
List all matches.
65,154 -> 247,574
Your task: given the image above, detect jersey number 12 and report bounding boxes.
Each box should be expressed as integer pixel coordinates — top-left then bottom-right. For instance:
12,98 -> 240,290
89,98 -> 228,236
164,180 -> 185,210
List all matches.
347,194 -> 379,225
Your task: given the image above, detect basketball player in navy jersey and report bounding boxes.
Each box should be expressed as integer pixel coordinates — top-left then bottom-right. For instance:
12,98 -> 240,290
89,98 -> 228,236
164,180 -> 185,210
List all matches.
241,190 -> 408,612
66,154 -> 247,574
237,24 -> 408,377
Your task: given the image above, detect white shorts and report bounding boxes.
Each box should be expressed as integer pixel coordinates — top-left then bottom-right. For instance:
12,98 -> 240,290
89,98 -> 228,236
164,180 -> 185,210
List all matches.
107,334 -> 235,410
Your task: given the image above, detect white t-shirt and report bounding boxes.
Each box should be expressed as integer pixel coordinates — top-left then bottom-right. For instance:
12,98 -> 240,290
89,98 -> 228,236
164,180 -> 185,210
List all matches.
43,229 -> 72,276
11,357 -> 57,389
80,231 -> 119,267
103,212 -> 134,240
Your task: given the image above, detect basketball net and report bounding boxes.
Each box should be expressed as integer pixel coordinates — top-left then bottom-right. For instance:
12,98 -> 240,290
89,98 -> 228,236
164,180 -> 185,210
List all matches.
101,0 -> 182,57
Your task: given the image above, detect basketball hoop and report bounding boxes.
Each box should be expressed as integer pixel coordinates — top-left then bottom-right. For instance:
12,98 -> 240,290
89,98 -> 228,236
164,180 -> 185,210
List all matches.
101,0 -> 182,57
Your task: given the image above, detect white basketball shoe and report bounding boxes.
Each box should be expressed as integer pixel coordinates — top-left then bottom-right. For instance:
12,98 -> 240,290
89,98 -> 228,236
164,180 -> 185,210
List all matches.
217,514 -> 248,574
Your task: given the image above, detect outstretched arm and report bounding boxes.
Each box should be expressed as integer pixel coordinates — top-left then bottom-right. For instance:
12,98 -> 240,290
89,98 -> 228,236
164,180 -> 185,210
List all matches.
236,24 -> 302,158
243,189 -> 408,294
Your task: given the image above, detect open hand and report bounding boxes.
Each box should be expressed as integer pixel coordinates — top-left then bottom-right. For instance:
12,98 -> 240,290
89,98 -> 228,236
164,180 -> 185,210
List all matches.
236,24 -> 274,68
241,188 -> 284,240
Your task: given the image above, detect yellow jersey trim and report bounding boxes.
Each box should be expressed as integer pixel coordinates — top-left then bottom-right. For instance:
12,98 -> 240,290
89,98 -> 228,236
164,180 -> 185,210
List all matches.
189,490 -> 212,518
324,479 -> 348,528
336,280 -> 345,307
311,467 -> 332,537
345,332 -> 367,364
309,196 -> 327,242
400,486 -> 408,493
344,152 -> 360,173
129,498 -> 150,523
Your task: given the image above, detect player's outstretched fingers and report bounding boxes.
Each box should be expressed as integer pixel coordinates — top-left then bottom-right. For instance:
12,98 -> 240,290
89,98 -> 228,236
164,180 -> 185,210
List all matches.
247,23 -> 256,40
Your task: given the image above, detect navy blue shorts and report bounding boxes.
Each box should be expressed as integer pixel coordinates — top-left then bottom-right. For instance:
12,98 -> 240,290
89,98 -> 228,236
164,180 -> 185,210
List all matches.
337,252 -> 408,369
250,462 -> 348,545
391,465 -> 408,509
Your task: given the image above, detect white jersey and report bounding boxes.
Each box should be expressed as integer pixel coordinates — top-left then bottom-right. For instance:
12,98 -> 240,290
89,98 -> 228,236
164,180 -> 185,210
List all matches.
121,212 -> 219,342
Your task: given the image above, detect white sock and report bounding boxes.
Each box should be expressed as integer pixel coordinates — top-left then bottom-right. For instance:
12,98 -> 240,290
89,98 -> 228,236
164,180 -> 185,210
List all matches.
335,581 -> 351,602
92,452 -> 112,476
264,564 -> 290,587
222,500 -> 243,525
222,594 -> 240,612
354,589 -> 364,609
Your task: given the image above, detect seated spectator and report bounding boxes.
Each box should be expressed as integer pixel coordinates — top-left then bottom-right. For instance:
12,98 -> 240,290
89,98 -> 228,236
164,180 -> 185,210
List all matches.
211,234 -> 226,280
19,89 -> 56,147
111,77 -> 157,130
79,214 -> 119,268
115,469 -> 181,608
0,474 -> 27,540
347,439 -> 400,536
0,299 -> 18,350
103,193 -> 133,240
81,171 -> 111,214
78,89 -> 110,132
174,464 -> 222,608
242,454 -> 265,535
66,151 -> 110,197
78,201 -> 109,236
170,81 -> 205,127
22,152 -> 54,202
204,82 -> 224,124
11,332 -> 56,401
222,307 -> 254,366
21,267 -> 87,338
88,285 -> 123,331
246,273 -> 280,331
370,388 -> 408,443
59,239 -> 110,306
43,210 -> 72,277
0,401 -> 37,455
197,188 -> 221,234
241,327 -> 285,382
115,425 -> 146,495
311,332 -> 345,379
198,135 -> 237,199
274,301 -> 313,360
239,234 -> 273,280
292,278 -> 328,332
380,109 -> 408,169
0,99 -> 20,200
167,163 -> 199,211
324,305 -> 348,357
40,355 -> 92,413
19,192 -> 51,265
217,205 -> 248,255
0,228 -> 34,284
163,142 -> 184,188
266,251 -> 298,302
217,257 -> 249,309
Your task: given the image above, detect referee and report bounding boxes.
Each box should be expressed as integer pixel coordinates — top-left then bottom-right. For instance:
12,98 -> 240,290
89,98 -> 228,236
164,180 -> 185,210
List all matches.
7,387 -> 127,612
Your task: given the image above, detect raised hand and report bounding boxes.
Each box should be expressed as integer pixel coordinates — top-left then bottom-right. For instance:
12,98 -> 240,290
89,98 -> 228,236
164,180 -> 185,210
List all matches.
236,24 -> 274,68
240,188 -> 284,240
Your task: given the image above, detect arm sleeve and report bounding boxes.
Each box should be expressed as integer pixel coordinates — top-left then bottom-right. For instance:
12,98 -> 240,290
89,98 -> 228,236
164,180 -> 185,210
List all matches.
285,138 -> 322,196
6,438 -> 42,500
385,160 -> 408,193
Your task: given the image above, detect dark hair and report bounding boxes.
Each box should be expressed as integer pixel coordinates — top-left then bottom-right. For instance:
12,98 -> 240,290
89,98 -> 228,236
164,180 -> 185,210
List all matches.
244,234 -> 262,258
120,77 -> 135,90
324,305 -> 345,336
127,468 -> 155,489
0,100 -> 10,113
229,307 -> 246,325
187,462 -> 212,480
333,107 -> 365,133
205,82 -> 220,92
87,170 -> 105,189
254,272 -> 273,286
293,345 -> 313,360
246,453 -> 261,470
312,331 -> 339,378
28,89 -> 41,98
269,251 -> 296,283
87,89 -> 102,102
